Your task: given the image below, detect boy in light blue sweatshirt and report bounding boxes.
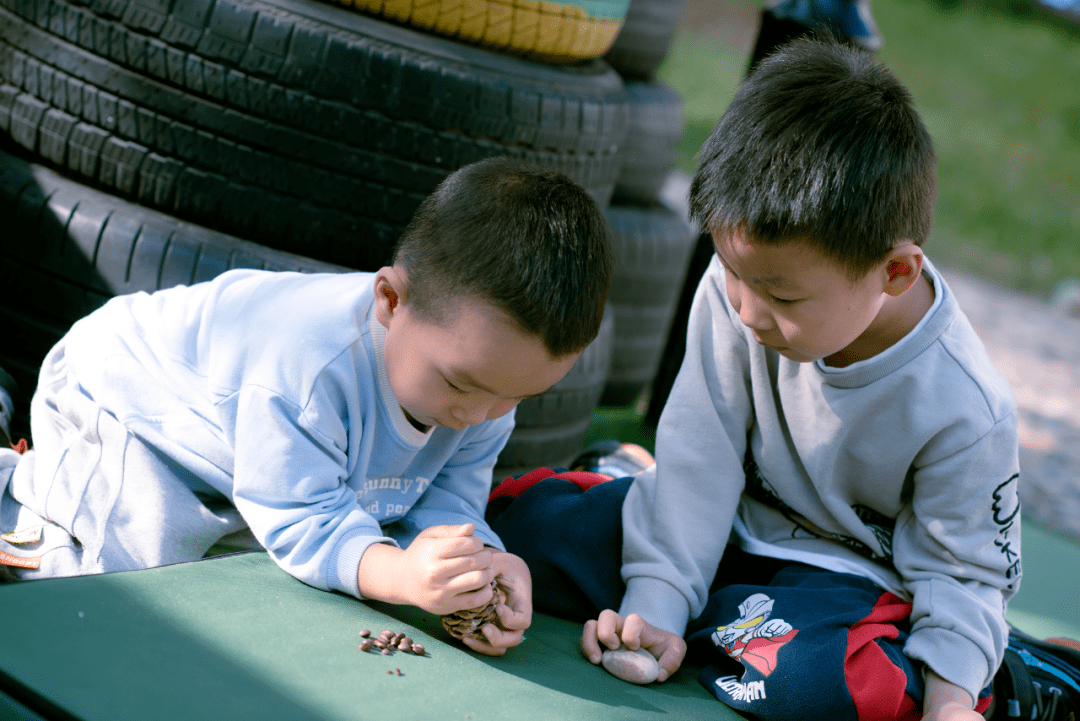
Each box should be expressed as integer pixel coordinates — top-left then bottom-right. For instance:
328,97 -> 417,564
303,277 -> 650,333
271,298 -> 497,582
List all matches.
0,157 -> 614,656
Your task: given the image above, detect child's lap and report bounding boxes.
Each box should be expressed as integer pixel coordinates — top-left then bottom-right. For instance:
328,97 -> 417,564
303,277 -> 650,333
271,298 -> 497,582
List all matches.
487,471 -> 946,721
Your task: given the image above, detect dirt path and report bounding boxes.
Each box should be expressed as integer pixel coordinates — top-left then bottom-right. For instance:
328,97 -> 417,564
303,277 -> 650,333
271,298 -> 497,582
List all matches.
948,270 -> 1080,542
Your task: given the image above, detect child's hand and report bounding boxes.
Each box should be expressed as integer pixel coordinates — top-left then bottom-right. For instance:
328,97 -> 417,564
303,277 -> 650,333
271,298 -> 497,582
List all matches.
923,671 -> 982,721
921,704 -> 985,721
461,551 -> 532,657
581,610 -> 687,683
357,523 -> 495,615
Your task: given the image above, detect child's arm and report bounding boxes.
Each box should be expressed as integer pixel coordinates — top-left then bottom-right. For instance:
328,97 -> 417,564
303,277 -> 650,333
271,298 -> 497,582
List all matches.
356,523 -> 496,615
922,671 -> 983,721
895,414 -> 1021,703
616,258 -> 754,643
580,611 -> 687,683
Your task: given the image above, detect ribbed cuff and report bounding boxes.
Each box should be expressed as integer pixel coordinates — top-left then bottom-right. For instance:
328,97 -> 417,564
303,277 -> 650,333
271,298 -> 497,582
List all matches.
619,576 -> 692,637
905,628 -> 993,701
325,528 -> 397,599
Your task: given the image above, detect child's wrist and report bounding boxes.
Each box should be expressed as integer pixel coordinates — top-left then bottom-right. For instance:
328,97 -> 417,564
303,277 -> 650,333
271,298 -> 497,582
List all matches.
356,542 -> 408,605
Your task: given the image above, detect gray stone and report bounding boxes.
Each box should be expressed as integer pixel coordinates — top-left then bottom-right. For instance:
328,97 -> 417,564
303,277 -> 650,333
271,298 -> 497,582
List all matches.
601,645 -> 660,685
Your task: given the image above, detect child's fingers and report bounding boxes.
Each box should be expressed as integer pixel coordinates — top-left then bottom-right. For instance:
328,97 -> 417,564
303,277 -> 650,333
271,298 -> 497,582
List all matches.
461,625 -> 524,657
461,634 -> 506,656
494,601 -> 530,632
620,614 -> 648,651
581,619 -> 604,664
654,637 -> 687,683
595,609 -> 626,651
416,522 -> 475,540
421,533 -> 488,562
438,547 -> 494,575
445,567 -> 497,600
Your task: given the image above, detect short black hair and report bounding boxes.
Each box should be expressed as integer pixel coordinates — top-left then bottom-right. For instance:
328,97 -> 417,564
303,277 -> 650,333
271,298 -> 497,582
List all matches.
689,36 -> 937,280
392,157 -> 615,357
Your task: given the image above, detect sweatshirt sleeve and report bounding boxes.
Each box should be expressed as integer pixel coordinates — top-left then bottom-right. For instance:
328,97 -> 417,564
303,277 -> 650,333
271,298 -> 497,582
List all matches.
894,412 -> 1021,701
387,413 -> 514,552
619,258 -> 755,636
230,383 -> 392,599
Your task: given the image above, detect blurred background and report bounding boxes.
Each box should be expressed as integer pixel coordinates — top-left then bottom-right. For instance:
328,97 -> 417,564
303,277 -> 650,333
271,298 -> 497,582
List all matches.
590,0 -> 1080,501
666,0 -> 1080,297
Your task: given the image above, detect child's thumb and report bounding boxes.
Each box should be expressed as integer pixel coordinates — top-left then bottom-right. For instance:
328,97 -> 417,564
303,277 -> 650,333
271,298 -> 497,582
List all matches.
420,522 -> 475,539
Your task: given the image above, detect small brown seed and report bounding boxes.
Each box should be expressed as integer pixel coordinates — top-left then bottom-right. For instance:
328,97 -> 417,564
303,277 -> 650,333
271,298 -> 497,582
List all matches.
381,648 -> 391,655
397,640 -> 411,651
360,639 -> 375,651
359,629 -> 371,638
412,644 -> 425,656
395,668 -> 402,676
373,640 -> 386,649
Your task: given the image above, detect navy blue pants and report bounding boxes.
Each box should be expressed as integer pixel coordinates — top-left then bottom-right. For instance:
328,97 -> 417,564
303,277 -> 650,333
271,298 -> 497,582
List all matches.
486,470 -> 993,721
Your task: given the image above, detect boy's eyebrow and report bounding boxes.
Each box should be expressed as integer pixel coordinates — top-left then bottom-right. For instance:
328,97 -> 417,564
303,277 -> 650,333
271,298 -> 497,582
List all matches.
449,369 -> 547,399
714,249 -> 795,289
754,275 -> 795,289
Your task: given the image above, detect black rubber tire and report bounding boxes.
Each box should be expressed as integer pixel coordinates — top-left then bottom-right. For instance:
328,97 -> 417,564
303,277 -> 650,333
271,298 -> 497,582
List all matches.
496,304 -> 612,475
0,143 -> 345,439
611,78 -> 684,205
494,414 -> 595,479
513,303 -> 613,428
603,0 -> 686,80
1,144 -> 611,458
0,0 -> 629,268
600,201 -> 695,407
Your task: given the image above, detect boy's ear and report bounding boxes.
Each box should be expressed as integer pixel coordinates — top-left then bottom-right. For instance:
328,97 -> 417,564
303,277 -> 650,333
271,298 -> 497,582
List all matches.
374,266 -> 408,327
881,242 -> 925,297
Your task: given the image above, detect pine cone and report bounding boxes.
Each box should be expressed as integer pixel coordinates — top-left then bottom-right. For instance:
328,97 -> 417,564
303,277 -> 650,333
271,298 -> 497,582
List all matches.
440,580 -> 507,641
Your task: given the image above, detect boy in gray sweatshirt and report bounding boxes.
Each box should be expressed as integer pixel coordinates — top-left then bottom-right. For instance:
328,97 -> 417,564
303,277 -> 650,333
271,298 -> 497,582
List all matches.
487,37 -> 1065,718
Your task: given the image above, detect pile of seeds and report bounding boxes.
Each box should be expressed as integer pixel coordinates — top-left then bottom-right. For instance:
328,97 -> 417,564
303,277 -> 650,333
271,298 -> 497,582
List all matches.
359,629 -> 426,657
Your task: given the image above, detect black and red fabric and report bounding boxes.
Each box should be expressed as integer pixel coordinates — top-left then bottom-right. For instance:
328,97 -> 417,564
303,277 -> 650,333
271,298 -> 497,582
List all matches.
489,473 -> 996,720
489,467 -> 615,503
487,470 -> 630,622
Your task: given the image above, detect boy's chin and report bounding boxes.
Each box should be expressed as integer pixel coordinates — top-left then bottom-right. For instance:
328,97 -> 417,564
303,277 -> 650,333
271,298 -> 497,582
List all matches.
763,344 -> 813,363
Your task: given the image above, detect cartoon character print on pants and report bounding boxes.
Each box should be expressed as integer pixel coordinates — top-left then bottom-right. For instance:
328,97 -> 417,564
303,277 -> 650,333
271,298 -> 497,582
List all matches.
709,593 -> 798,701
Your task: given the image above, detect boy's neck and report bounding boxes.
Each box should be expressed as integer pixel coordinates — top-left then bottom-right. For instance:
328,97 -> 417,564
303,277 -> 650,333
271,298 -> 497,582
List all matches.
823,273 -> 936,368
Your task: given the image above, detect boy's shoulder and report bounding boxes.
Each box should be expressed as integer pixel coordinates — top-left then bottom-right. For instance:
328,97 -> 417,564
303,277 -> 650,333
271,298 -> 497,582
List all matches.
927,266 -> 1015,409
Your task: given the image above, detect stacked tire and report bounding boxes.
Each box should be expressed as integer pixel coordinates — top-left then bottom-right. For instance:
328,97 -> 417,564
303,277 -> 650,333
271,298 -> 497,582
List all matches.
598,0 -> 697,408
0,0 -> 652,473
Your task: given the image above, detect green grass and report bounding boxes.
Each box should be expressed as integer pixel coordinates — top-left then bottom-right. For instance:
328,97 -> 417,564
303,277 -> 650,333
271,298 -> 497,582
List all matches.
657,0 -> 1080,297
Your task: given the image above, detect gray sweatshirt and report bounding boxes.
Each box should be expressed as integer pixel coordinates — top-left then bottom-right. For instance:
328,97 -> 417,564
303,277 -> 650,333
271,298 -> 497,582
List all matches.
620,256 -> 1021,699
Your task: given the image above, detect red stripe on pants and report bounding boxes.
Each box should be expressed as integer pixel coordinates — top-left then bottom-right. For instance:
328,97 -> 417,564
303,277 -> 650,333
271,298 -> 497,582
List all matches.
845,592 -> 920,721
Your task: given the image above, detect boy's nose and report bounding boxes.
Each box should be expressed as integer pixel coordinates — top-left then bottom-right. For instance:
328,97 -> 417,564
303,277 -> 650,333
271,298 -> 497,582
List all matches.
453,396 -> 514,427
737,289 -> 773,331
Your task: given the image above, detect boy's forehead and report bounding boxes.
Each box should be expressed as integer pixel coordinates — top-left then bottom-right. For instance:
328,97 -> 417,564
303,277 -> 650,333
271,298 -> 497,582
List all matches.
712,232 -> 800,283
711,227 -> 852,287
433,300 -> 577,396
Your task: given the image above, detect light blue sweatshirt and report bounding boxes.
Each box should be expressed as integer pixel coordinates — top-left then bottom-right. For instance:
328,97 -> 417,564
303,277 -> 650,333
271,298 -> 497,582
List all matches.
58,269 -> 513,597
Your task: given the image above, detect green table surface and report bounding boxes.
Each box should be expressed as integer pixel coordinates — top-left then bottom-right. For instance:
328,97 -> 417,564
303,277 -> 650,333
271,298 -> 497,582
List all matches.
1,516 -> 1076,721
0,551 -> 732,721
